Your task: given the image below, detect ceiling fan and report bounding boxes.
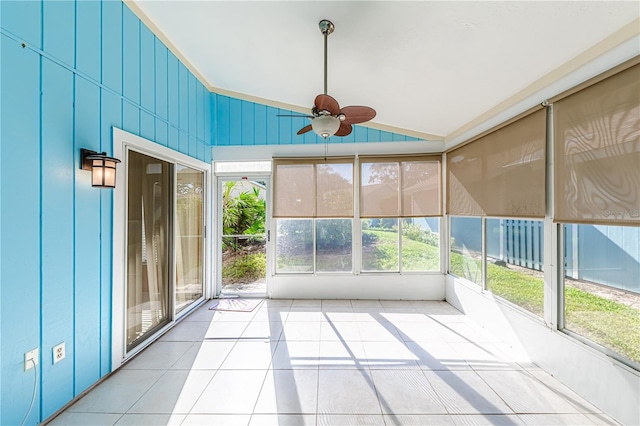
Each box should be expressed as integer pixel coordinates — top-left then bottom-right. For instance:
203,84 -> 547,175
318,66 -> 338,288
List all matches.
281,20 -> 376,139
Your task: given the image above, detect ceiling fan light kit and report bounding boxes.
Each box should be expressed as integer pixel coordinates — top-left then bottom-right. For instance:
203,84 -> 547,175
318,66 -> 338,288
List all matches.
282,19 -> 376,139
312,115 -> 341,138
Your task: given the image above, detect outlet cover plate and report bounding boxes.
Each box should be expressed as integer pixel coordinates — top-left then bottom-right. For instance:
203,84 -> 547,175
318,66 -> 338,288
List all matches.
53,342 -> 65,364
25,348 -> 38,371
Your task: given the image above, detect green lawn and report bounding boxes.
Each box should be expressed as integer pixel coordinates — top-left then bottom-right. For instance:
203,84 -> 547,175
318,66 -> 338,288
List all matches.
222,251 -> 266,283
450,250 -> 640,364
362,229 -> 439,271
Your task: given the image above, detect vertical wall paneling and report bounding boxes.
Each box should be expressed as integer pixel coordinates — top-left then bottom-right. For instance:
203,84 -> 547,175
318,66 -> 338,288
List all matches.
303,122 -> 318,144
155,38 -> 168,120
73,75 -> 102,395
367,128 -> 382,142
0,0 -> 41,49
204,142 -> 213,163
43,0 -> 75,67
197,82 -> 205,141
140,110 -> 155,142
122,101 -> 140,136
212,94 -> 421,146
341,127 -> 356,144
216,95 -> 230,145
122,5 -> 140,104
101,0 -> 122,93
354,125 -> 368,142
254,103 -> 267,145
241,101 -> 255,145
75,0 -> 101,82
277,108 -> 292,144
178,63 -> 189,152
139,25 -> 155,112
204,88 -> 211,147
210,92 -> 217,147
0,36 -> 42,425
197,139 -> 205,161
379,131 -> 393,142
229,98 -> 242,144
265,105 -> 279,144
100,90 -> 122,376
168,126 -> 179,151
188,74 -> 197,138
40,58 -> 75,419
1,2 -> 214,422
167,52 -> 179,126
155,119 -> 168,146
189,135 -> 197,159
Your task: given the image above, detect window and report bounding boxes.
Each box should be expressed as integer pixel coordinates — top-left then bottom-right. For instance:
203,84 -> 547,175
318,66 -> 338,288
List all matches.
273,158 -> 354,273
563,224 -> 640,364
449,216 -> 482,285
360,156 -> 442,273
276,219 -> 313,273
317,219 -> 352,272
553,64 -> 640,365
486,219 -> 544,317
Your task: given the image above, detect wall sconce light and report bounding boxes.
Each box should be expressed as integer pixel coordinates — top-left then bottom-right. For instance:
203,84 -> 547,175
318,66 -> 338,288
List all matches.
80,149 -> 121,188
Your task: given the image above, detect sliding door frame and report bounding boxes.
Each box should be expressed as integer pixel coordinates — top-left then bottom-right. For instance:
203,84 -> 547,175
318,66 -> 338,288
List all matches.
111,128 -> 212,369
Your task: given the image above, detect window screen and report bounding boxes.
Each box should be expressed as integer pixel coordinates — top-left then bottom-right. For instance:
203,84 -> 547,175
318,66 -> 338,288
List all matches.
360,156 -> 441,218
273,158 -> 354,218
447,109 -> 547,217
553,64 -> 640,225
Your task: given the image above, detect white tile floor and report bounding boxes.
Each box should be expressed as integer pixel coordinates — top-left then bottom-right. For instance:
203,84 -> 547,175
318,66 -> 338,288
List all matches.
49,300 -> 618,426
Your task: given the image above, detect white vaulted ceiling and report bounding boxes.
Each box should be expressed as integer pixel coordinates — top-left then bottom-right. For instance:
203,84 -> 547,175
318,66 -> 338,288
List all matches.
130,1 -> 639,145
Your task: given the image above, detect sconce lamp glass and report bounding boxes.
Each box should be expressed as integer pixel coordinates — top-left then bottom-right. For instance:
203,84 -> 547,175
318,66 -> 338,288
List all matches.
81,149 -> 121,188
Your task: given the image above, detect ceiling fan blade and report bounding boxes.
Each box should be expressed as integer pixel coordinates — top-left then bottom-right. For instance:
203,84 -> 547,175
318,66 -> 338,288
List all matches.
277,114 -> 314,118
297,124 -> 313,135
314,94 -> 340,115
335,123 -> 353,137
341,106 -> 376,125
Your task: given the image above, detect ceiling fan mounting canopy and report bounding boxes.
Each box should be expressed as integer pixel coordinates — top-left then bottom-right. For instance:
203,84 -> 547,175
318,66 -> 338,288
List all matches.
290,19 -> 376,139
319,19 -> 334,36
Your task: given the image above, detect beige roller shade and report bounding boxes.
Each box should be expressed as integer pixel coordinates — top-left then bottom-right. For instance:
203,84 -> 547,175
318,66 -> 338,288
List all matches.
554,64 -> 640,225
447,109 -> 547,217
360,156 -> 442,217
273,158 -> 354,218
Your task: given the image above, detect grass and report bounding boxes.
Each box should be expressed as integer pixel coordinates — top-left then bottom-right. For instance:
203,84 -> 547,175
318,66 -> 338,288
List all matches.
450,250 -> 640,364
362,230 -> 439,271
222,251 -> 266,283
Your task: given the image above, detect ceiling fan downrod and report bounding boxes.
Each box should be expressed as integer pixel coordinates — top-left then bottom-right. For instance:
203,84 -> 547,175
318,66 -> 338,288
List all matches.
319,20 -> 334,96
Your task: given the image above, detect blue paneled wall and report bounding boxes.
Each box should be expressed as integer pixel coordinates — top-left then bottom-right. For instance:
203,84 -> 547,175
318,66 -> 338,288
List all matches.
0,1 -> 210,423
1,1 -> 423,423
211,93 -> 422,146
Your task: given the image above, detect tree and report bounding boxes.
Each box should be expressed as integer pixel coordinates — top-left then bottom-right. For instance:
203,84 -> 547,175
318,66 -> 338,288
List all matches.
222,182 -> 266,251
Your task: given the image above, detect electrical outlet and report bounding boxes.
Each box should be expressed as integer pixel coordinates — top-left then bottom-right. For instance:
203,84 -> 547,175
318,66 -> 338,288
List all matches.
24,348 -> 38,371
53,342 -> 65,364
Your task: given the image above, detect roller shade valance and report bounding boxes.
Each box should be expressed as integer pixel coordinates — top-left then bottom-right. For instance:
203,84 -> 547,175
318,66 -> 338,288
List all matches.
273,158 -> 354,218
554,64 -> 640,225
360,155 -> 442,217
447,109 -> 547,217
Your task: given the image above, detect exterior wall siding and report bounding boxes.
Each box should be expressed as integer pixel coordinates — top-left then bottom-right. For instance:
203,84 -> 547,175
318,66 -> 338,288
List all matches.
0,1 -> 210,423
211,93 -> 422,146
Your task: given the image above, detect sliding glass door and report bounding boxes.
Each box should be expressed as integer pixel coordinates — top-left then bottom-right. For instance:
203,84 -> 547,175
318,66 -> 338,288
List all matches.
125,151 -> 206,352
126,151 -> 172,351
176,165 -> 205,313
